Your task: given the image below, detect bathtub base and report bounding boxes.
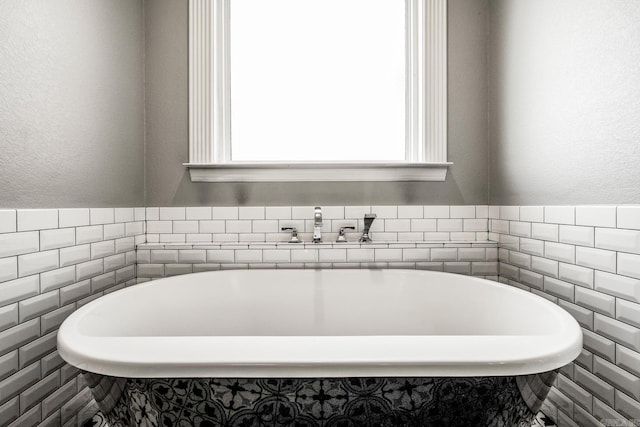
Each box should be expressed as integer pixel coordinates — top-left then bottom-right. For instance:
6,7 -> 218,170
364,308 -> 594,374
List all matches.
83,372 -> 556,427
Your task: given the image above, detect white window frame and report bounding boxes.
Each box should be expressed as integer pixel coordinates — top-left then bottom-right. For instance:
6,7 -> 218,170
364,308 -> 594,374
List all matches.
186,0 -> 450,182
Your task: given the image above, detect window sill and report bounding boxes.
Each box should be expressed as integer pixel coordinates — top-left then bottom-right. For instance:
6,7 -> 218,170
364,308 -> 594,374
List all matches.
184,162 -> 452,182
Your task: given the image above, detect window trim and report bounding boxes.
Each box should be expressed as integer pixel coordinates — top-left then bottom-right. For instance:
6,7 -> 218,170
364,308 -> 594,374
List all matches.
186,0 -> 450,182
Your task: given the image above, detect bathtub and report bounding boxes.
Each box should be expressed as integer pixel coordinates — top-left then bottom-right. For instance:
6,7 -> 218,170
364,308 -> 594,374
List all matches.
58,269 -> 582,426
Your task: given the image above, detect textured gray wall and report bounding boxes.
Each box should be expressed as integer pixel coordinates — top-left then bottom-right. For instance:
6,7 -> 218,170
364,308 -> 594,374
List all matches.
488,0 -> 640,205
0,0 -> 145,208
144,0 -> 489,206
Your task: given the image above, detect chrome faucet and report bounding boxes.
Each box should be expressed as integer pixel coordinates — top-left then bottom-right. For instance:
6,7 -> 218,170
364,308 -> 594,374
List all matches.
359,213 -> 377,242
312,207 -> 323,243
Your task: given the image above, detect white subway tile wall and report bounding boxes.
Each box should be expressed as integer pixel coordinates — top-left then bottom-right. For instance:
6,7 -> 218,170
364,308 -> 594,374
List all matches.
492,205 -> 640,426
0,208 -> 146,427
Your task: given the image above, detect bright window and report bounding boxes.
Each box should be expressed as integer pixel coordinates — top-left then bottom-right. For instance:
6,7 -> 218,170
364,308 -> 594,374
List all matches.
187,0 -> 449,182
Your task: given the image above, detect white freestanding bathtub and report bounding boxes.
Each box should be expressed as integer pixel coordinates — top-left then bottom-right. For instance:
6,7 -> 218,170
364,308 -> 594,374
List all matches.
58,269 -> 582,426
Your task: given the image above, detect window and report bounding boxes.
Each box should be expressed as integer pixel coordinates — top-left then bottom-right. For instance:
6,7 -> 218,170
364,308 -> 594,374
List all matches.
187,0 -> 449,182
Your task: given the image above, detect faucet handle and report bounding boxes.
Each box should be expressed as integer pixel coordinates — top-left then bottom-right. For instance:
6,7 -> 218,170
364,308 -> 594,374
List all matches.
336,226 -> 356,243
281,227 -> 301,243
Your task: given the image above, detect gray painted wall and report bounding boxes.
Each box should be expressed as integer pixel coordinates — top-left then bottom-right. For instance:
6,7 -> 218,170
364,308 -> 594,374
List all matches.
0,0 -> 145,208
144,0 -> 489,206
489,0 -> 640,205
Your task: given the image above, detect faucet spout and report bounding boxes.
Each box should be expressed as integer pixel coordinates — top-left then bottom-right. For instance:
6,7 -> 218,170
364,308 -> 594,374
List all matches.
313,207 -> 323,243
359,213 -> 377,242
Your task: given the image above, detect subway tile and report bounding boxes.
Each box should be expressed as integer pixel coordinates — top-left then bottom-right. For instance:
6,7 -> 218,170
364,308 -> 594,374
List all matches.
557,374 -> 592,412
444,262 -> 471,275
369,206 -> 396,219
463,219 -> 487,232
114,208 -> 134,223
125,222 -> 144,237
499,206 -> 519,221
0,210 -> 17,233
0,257 -> 18,284
0,305 -> 18,333
617,299 -> 640,328
42,378 -> 76,418
19,331 -> 57,369
575,287 -> 615,317
186,233 -> 213,243
592,398 -> 630,427
89,208 -> 114,225
103,223 -> 125,240
582,328 -> 616,362
424,232 -> 449,241
40,266 -> 76,292
430,248 -> 457,262
0,319 -> 39,357
519,238 -> 544,256
178,250 -> 206,264
531,223 -> 559,242
595,271 -> 640,303
519,269 -> 543,290
617,345 -> 640,378
509,251 -> 530,269
75,259 -> 103,282
576,206 -> 617,228
398,205 -> 423,219
545,241 -> 575,264
374,249 -> 403,262
520,206 -> 544,223
384,219 -> 411,232
596,228 -> 640,254
471,262 -> 498,276
134,207 -> 146,221
115,237 -> 135,254
499,263 -> 518,280
559,263 -> 594,289
19,291 -> 58,323
618,206 -> 640,230
490,219 -> 509,234
318,249 -> 346,263
423,206 -> 449,219
576,247 -> 616,273
594,314 -> 640,352
252,220 -> 279,233
0,232 -> 39,258
59,245 -> 90,268
437,219 -> 462,232
7,404 -> 41,427
75,225 -> 103,245
559,225 -> 595,247
115,265 -> 136,283
264,207 -> 291,220
531,256 -> 558,278
291,249 -> 318,263
318,206 -> 344,220
207,250 -> 235,264
614,390 -> 640,421
488,206 -> 500,219
544,277 -> 575,302
576,349 -> 593,372
547,386 -> 574,415
475,205 -> 489,219
574,365 -> 614,406
410,219 -> 436,232
573,404 -> 601,427
185,206 -> 212,220
0,276 -> 39,307
508,221 -> 530,237
146,221 -> 172,234
618,253 -> 640,280
558,300 -> 592,329
18,250 -> 58,277
91,240 -> 114,259
200,220 -> 226,233
457,248 -> 485,262
545,206 -> 575,225
40,228 -> 75,251
450,232 -> 477,241
150,250 -> 179,264
239,207 -> 265,220
145,207 -> 159,220
136,264 -> 164,278
41,304 -> 75,335
17,209 -> 58,231
165,264 -> 193,277
291,206 -> 314,220
103,254 -> 126,273
159,207 -> 185,221
0,397 -> 18,425
226,220 -> 252,233
593,356 -> 640,401
262,250 -> 290,263
60,387 -> 92,424
449,206 -> 475,219
0,361 -> 40,405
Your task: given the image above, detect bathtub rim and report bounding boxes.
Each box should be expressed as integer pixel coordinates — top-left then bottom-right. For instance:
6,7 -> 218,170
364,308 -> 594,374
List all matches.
57,269 -> 583,378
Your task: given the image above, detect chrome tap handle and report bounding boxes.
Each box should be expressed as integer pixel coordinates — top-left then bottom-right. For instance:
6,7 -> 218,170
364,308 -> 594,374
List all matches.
336,226 -> 356,243
281,227 -> 301,243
